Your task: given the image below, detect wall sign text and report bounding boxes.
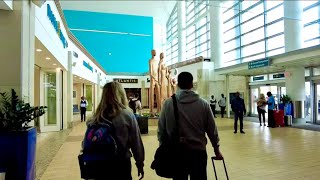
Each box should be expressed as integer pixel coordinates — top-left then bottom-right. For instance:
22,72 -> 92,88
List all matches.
83,60 -> 93,72
47,4 -> 68,48
114,79 -> 138,83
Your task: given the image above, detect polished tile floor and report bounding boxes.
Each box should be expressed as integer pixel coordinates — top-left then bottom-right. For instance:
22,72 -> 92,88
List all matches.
40,118 -> 320,180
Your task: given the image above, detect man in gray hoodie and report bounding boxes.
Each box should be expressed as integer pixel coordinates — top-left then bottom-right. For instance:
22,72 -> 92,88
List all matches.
158,72 -> 223,180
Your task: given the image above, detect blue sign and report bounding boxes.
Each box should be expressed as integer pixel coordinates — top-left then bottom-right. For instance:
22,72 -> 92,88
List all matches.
47,4 -> 68,48
83,60 -> 93,72
248,58 -> 270,69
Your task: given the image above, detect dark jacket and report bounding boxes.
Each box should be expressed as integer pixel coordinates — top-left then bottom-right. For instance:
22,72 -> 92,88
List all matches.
231,97 -> 246,113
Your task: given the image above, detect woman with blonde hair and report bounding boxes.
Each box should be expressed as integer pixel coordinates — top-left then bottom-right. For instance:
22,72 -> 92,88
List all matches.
85,81 -> 145,180
257,93 -> 267,126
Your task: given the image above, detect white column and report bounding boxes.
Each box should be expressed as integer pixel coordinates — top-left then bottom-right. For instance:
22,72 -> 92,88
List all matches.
226,75 -> 230,118
0,1 -> 35,103
285,67 -> 305,118
284,1 -> 303,52
66,51 -> 73,128
96,74 -> 101,104
210,1 -> 223,69
177,1 -> 186,62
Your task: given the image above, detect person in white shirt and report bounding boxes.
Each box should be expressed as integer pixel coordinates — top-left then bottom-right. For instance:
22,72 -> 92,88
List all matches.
80,96 -> 88,122
210,95 -> 217,118
218,94 -> 227,118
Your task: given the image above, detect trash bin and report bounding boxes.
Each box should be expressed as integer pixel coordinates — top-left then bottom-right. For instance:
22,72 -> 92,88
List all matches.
284,115 -> 293,126
136,116 -> 148,134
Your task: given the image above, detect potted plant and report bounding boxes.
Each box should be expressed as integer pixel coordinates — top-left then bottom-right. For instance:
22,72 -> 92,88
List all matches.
0,89 -> 47,180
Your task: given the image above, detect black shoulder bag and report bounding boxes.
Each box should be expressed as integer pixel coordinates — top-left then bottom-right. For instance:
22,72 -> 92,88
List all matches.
151,94 -> 181,178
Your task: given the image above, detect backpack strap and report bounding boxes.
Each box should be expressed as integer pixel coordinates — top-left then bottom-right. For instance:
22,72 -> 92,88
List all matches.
171,94 -> 182,142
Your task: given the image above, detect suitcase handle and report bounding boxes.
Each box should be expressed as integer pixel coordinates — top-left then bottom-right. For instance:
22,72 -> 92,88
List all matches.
211,157 -> 229,180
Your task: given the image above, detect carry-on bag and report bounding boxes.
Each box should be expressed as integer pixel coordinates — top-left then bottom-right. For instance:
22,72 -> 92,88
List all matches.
211,157 -> 229,180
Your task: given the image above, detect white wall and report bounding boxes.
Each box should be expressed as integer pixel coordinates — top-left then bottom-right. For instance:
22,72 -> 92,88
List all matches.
35,1 -> 69,69
69,42 -> 106,85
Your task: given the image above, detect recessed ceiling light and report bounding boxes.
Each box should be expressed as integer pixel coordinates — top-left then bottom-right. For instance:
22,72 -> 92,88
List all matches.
79,78 -> 82,79
36,49 -> 42,52
53,63 -> 57,66
46,57 -> 50,60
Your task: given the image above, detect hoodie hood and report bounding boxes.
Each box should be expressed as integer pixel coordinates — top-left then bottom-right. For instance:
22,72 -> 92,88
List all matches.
175,89 -> 199,104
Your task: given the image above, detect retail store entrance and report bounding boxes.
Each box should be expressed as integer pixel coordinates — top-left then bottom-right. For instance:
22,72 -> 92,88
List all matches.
250,84 -> 286,115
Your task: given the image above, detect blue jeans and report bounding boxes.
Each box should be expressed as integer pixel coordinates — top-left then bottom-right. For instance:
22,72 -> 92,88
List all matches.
234,112 -> 243,132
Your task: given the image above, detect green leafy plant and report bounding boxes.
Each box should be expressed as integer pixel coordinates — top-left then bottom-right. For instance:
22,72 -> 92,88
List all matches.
281,95 -> 291,104
0,89 -> 47,131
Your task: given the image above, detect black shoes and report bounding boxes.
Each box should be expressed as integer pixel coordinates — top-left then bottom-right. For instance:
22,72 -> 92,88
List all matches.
240,131 -> 245,134
234,131 -> 237,134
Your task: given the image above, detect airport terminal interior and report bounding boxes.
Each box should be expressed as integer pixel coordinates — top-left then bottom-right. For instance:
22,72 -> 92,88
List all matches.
1,0 -> 320,179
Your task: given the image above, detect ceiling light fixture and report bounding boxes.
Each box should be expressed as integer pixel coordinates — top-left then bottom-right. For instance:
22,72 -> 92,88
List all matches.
79,78 -> 82,79
46,57 -> 50,60
36,49 -> 42,52
53,63 -> 57,66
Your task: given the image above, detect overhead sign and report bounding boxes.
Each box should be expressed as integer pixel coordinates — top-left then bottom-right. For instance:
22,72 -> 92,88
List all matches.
47,4 -> 68,48
248,58 -> 270,69
114,79 -> 138,83
273,73 -> 285,79
83,60 -> 93,72
253,76 -> 264,81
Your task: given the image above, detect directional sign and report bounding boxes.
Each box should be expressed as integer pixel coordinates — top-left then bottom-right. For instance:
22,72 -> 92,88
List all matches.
248,58 -> 270,69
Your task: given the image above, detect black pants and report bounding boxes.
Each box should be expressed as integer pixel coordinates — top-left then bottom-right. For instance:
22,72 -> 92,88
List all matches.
173,149 -> 207,180
220,106 -> 226,118
234,111 -> 243,132
210,105 -> 216,117
81,107 -> 86,122
268,109 -> 275,127
257,107 -> 266,125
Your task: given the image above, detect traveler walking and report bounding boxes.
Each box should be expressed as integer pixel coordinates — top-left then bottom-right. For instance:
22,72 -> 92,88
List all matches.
157,72 -> 223,180
257,94 -> 267,126
218,94 -> 226,118
82,82 -> 145,180
210,95 -> 217,118
231,92 -> 246,134
129,93 -> 142,115
267,92 -> 276,128
80,96 -> 88,122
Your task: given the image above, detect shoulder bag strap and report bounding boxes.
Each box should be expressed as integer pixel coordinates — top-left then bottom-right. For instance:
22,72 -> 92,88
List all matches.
171,94 -> 181,139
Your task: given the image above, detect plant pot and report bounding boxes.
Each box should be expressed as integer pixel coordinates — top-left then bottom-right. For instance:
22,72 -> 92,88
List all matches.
0,127 -> 37,180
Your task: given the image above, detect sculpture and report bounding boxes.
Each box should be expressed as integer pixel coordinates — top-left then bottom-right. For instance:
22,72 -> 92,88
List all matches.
149,50 -> 160,114
167,69 -> 178,97
158,53 -> 168,110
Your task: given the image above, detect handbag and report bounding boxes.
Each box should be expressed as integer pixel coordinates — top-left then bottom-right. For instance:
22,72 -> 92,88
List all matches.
151,94 -> 181,178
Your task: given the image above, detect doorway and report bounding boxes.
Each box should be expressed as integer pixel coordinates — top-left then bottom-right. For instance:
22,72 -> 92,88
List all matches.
250,84 -> 285,115
39,69 -> 63,132
315,83 -> 320,124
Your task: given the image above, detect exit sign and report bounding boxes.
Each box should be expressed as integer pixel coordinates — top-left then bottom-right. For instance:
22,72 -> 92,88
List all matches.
248,58 -> 270,69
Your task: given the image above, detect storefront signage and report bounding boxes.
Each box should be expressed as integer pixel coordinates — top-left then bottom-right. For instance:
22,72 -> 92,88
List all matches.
253,76 -> 264,81
248,58 -> 270,69
83,60 -> 93,72
273,73 -> 285,79
114,79 -> 138,83
47,4 -> 68,48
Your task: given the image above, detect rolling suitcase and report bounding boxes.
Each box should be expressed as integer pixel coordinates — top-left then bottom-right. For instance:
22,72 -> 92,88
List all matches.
211,157 -> 229,180
274,110 -> 285,127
